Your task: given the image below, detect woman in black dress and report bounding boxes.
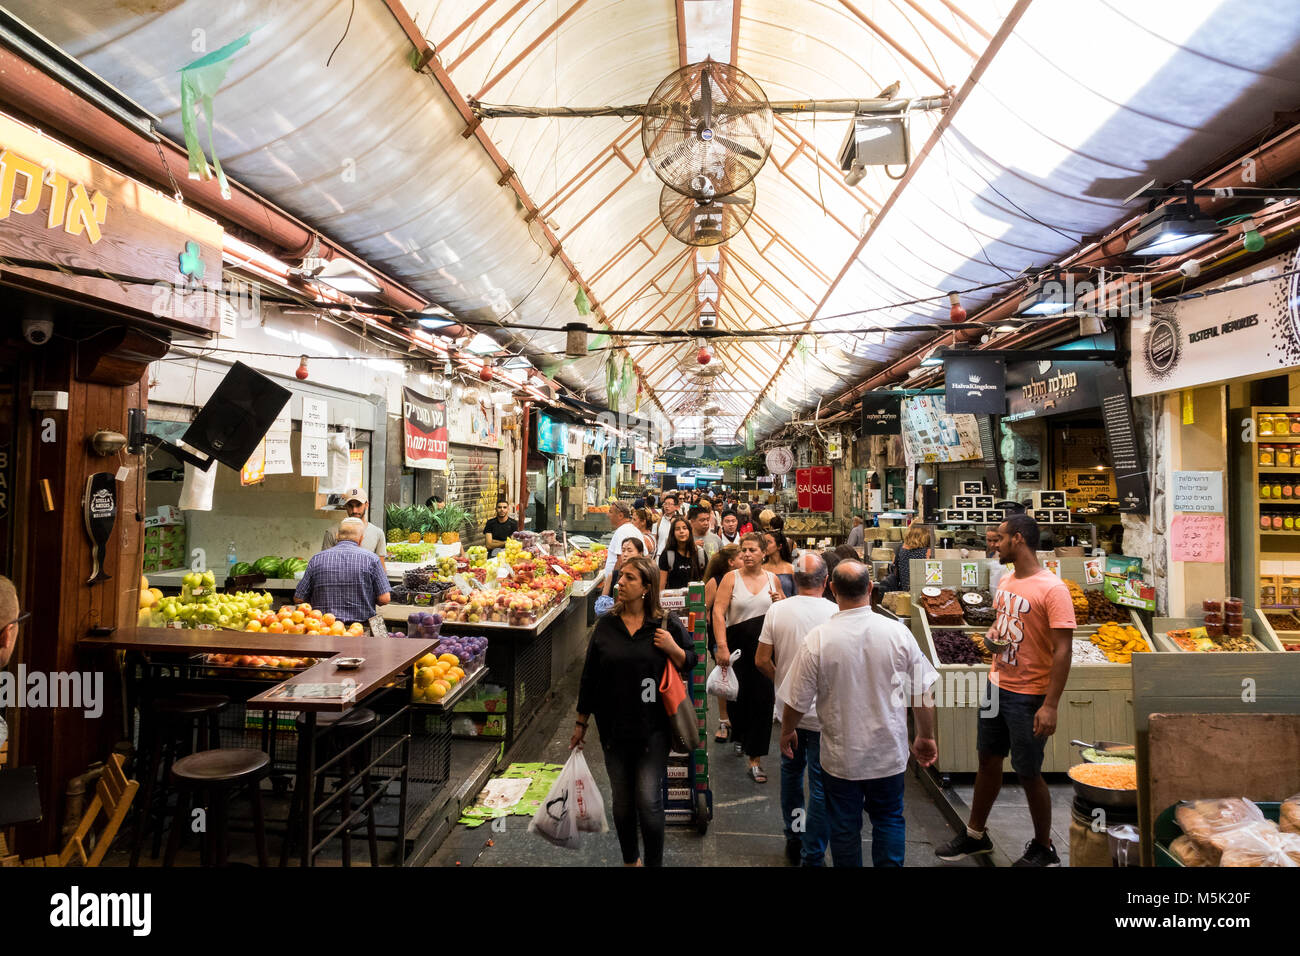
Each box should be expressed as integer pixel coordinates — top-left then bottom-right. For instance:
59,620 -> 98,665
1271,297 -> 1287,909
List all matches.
572,556 -> 695,866
658,517 -> 705,591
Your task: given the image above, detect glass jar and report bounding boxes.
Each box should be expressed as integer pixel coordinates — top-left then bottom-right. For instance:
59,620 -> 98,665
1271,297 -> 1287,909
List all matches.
1263,483 -> 1273,498
1279,447 -> 1293,468
1261,513 -> 1273,530
1283,482 -> 1294,498
1287,515 -> 1296,532
1260,414 -> 1276,436
1261,445 -> 1276,466
1291,413 -> 1300,435
1274,513 -> 1286,530
1272,483 -> 1284,498
1263,583 -> 1277,604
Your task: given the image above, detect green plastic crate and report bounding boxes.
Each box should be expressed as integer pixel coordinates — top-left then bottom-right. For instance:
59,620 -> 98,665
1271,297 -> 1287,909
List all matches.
1154,801 -> 1281,866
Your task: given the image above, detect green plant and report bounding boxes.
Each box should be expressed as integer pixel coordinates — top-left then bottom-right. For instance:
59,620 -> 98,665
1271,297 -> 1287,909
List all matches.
439,502 -> 471,533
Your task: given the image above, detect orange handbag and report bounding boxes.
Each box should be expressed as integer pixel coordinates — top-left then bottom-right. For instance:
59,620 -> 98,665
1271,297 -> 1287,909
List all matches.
659,649 -> 697,753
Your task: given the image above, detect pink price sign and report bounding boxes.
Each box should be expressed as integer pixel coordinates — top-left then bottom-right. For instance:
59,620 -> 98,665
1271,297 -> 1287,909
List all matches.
796,466 -> 834,512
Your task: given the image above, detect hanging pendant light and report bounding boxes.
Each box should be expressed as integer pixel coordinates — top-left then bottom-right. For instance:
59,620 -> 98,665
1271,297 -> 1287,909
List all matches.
948,291 -> 967,322
296,355 -> 309,380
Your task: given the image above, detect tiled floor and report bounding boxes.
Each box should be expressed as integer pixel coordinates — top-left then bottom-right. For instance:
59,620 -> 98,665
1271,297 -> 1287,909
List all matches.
950,778 -> 1081,866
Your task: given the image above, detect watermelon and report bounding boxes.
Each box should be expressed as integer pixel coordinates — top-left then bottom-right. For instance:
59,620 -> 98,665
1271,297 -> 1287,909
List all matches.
229,562 -> 254,577
252,556 -> 283,576
279,557 -> 308,578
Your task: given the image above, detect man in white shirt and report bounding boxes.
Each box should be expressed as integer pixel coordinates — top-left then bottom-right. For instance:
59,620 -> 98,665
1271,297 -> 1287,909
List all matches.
718,511 -> 742,546
756,553 -> 836,866
598,500 -> 643,607
779,561 -> 939,867
654,493 -> 681,557
845,514 -> 865,551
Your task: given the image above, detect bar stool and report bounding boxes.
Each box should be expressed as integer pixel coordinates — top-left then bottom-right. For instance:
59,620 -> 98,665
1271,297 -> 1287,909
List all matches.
131,692 -> 230,866
163,748 -> 270,867
281,708 -> 381,867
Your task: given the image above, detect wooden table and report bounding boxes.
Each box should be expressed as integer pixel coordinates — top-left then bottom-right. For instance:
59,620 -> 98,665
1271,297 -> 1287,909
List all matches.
80,628 -> 437,867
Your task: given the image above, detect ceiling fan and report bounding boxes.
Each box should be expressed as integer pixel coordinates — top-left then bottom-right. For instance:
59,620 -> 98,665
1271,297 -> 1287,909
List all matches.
642,58 -> 773,201
659,178 -> 755,246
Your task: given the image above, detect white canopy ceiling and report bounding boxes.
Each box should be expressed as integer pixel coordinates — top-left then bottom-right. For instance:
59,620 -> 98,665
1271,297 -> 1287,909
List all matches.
14,0 -> 1300,442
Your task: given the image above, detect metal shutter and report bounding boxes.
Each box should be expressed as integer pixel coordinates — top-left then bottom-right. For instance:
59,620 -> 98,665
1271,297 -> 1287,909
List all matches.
447,444 -> 501,547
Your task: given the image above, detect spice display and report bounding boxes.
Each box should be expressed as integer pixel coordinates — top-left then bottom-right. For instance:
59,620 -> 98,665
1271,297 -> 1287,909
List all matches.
932,629 -> 985,665
1264,611 -> 1300,630
1089,623 -> 1150,662
960,588 -> 995,626
1068,762 -> 1137,790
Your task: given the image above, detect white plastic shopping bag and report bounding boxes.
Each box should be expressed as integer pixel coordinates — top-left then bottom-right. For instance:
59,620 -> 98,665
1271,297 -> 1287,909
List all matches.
529,748 -> 607,847
706,648 -> 741,701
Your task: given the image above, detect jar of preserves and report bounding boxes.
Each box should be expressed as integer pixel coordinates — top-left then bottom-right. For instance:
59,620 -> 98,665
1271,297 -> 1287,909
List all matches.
1262,483 -> 1272,498
1261,445 -> 1276,466
1272,483 -> 1284,498
1260,414 -> 1276,436
1291,413 -> 1300,435
1274,513 -> 1285,530
1262,513 -> 1273,530
1279,446 -> 1293,468
1283,482 -> 1294,498
1287,515 -> 1296,532
1262,583 -> 1277,604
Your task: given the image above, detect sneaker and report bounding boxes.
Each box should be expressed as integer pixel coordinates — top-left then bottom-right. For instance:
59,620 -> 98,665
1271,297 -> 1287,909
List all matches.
935,831 -> 994,862
1012,839 -> 1060,867
784,837 -> 802,865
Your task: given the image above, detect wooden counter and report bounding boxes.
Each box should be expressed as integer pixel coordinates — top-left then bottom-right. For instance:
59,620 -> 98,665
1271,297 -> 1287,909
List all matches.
79,627 -> 368,657
245,639 -> 437,713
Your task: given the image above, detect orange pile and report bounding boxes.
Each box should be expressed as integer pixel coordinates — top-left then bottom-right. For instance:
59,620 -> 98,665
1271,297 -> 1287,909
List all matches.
245,602 -> 365,637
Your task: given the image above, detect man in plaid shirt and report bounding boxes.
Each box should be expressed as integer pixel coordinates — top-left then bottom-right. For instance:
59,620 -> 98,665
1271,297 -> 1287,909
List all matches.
295,518 -> 392,626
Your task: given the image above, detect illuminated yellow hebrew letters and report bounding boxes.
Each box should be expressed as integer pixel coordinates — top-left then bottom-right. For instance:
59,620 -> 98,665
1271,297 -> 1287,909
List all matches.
64,183 -> 108,244
0,149 -> 44,219
44,170 -> 68,229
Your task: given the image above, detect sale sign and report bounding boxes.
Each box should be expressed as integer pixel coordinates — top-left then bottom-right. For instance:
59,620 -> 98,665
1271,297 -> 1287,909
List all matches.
402,387 -> 448,470
796,466 -> 834,512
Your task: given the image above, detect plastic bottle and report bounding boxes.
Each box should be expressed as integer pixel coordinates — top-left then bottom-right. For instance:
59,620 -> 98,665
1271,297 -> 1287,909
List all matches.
226,541 -> 238,572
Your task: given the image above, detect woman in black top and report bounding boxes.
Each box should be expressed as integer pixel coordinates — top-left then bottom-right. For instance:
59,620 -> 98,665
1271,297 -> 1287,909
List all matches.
573,556 -> 695,867
658,517 -> 704,591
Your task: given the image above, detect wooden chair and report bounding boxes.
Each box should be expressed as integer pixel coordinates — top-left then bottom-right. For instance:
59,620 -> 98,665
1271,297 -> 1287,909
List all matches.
3,754 -> 138,867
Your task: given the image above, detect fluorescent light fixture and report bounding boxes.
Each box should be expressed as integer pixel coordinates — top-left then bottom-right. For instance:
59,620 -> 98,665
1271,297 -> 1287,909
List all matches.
502,356 -> 532,370
1125,202 -> 1224,257
314,258 -> 381,294
1016,270 -> 1073,316
417,315 -> 455,330
919,346 -> 944,367
466,333 -> 502,355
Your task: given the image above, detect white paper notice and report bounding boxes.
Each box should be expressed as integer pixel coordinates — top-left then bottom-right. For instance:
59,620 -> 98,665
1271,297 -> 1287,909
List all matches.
264,437 -> 293,475
302,397 -> 328,437
269,404 -> 292,436
301,435 -> 328,477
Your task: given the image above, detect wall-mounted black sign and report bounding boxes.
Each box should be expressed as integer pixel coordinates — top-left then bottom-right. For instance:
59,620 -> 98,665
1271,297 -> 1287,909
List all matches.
860,394 -> 902,434
944,356 -> 1006,415
1004,359 -> 1102,420
1097,367 -> 1148,514
83,472 -> 117,584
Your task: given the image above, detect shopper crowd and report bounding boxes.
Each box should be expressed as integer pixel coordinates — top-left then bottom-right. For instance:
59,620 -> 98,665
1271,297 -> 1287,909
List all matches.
575,490 -> 1074,869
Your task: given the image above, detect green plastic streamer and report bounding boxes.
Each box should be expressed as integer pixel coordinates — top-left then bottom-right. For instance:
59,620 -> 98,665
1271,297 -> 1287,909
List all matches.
179,33 -> 253,201
574,286 -> 591,316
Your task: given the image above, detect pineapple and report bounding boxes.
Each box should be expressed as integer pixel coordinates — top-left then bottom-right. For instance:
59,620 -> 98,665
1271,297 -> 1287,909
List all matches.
385,504 -> 408,544
408,505 -> 429,544
423,505 -> 442,545
440,503 -> 467,545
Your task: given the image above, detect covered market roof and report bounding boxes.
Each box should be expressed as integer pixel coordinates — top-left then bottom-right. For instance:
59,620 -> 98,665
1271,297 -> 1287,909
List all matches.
15,0 -> 1300,443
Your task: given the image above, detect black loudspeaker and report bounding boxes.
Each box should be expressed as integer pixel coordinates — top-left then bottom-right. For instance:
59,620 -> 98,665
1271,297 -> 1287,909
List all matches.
661,474 -> 678,491
584,454 -> 603,476
182,362 -> 292,470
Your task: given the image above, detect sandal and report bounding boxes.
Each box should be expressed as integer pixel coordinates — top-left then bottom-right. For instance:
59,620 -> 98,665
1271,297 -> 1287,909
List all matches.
714,720 -> 732,743
748,765 -> 768,784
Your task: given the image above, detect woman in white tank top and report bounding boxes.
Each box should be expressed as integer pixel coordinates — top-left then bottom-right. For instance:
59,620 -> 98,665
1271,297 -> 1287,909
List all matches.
711,533 -> 783,782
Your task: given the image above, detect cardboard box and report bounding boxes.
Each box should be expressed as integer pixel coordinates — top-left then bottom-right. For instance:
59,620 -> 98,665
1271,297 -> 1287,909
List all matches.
1030,490 -> 1066,510
960,480 -> 984,495
967,510 -> 985,524
974,495 -> 994,509
946,509 -> 967,522
144,505 -> 184,528
984,507 -> 1006,522
954,495 -> 975,509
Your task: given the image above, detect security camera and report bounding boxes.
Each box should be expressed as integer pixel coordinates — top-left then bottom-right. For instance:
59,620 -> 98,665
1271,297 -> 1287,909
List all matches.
1179,259 -> 1202,278
844,159 -> 867,187
23,318 -> 54,345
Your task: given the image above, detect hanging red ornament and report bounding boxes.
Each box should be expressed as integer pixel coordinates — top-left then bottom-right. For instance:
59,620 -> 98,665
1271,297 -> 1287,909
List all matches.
479,363 -> 494,382
296,355 -> 309,380
948,291 -> 966,323
697,346 -> 712,365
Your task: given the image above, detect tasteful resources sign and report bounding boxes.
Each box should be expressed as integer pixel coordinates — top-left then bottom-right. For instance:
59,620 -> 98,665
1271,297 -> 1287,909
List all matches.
402,387 -> 448,470
1131,251 -> 1300,396
944,355 -> 1006,415
795,466 -> 833,512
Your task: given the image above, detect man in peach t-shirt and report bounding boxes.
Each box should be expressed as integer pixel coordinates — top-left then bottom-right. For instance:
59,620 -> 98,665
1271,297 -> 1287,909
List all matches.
936,514 -> 1075,867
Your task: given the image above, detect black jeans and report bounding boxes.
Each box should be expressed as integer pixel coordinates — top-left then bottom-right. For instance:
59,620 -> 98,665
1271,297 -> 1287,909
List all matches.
601,730 -> 669,866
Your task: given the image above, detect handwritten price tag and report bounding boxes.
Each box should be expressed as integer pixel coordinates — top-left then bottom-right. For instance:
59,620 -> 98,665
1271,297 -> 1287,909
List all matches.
1170,514 -> 1224,563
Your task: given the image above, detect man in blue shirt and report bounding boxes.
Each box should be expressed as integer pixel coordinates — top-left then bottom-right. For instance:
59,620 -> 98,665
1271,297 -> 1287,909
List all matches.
295,518 -> 392,627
